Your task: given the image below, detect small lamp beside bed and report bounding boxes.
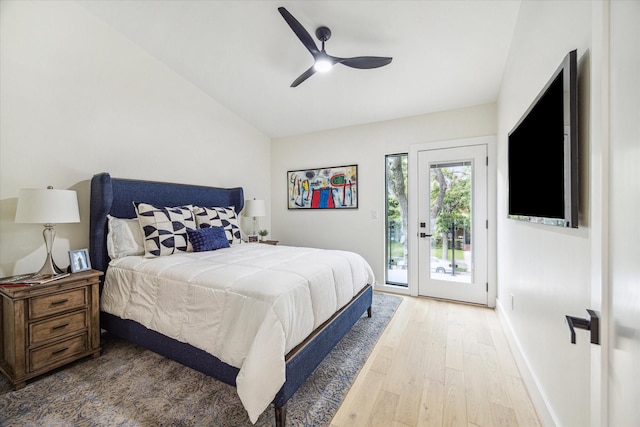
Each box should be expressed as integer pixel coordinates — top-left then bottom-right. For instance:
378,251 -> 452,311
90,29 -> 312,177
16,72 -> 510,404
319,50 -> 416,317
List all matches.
243,198 -> 265,240
15,186 -> 80,275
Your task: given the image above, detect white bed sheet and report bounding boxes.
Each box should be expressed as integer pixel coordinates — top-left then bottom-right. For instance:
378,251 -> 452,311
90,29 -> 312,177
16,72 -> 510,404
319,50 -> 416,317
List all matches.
100,243 -> 374,422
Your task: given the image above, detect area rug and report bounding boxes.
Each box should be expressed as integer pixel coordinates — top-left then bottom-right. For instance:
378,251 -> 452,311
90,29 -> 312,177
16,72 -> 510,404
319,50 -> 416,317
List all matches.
0,292 -> 401,427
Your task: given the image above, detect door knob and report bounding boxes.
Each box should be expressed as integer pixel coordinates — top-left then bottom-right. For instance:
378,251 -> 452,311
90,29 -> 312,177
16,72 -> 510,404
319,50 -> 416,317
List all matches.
565,309 -> 600,345
419,233 -> 432,238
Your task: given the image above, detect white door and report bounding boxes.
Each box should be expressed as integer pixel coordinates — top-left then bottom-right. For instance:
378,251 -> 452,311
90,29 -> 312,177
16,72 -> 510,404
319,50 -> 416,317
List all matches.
606,1 -> 639,424
417,145 -> 488,305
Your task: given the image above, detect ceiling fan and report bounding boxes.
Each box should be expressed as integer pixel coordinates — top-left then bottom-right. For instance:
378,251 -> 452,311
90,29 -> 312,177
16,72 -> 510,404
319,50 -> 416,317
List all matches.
278,7 -> 393,87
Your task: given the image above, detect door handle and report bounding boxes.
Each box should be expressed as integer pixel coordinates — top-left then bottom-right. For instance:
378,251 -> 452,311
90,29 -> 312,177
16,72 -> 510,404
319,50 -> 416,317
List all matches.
419,222 -> 431,238
565,309 -> 600,345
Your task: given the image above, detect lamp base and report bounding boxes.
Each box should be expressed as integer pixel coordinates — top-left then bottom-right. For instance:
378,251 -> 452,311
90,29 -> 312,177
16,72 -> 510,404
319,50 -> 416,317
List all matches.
36,253 -> 65,276
36,224 -> 66,276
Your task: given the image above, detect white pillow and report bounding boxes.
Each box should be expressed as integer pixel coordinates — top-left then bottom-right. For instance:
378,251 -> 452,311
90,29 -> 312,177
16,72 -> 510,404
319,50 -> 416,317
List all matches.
106,215 -> 145,259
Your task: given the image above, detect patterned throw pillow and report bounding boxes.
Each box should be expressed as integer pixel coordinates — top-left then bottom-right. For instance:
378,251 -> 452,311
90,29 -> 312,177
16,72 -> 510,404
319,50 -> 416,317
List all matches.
194,206 -> 242,245
187,227 -> 230,252
134,202 -> 196,257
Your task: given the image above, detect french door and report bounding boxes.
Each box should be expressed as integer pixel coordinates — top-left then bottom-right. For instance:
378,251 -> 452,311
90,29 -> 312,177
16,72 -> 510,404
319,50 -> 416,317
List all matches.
417,144 -> 488,305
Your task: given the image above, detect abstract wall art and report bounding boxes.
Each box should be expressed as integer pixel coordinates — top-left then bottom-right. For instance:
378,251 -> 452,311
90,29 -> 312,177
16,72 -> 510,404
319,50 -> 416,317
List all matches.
287,164 -> 358,209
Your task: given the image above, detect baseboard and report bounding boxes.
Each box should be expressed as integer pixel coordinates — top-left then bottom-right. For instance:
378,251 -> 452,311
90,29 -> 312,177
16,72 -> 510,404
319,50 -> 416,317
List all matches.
495,298 -> 557,426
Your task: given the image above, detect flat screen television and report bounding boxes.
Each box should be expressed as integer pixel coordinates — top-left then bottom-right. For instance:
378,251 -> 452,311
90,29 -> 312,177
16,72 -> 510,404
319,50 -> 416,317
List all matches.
508,49 -> 578,228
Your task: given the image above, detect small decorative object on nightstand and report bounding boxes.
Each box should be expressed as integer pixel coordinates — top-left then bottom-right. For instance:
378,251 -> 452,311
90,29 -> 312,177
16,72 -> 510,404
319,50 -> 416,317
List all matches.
259,240 -> 279,245
68,248 -> 91,273
258,229 -> 269,241
0,270 -> 103,390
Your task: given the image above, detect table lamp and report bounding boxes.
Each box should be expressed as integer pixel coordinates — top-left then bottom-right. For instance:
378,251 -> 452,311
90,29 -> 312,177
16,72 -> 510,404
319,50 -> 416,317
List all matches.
244,199 -> 265,236
15,186 -> 80,275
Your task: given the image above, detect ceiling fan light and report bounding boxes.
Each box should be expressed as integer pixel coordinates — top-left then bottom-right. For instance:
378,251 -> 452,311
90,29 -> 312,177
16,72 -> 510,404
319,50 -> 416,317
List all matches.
314,59 -> 332,73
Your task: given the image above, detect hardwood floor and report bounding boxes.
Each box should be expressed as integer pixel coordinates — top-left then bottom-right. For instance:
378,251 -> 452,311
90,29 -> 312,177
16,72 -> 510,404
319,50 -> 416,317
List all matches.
331,294 -> 541,427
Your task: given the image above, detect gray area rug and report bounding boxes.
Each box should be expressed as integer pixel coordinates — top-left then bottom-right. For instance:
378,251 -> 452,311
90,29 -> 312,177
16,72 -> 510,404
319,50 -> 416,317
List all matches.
0,292 -> 401,427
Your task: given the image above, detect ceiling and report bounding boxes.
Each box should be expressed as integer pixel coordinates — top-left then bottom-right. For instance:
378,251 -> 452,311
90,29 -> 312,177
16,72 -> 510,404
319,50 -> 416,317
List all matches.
80,1 -> 521,139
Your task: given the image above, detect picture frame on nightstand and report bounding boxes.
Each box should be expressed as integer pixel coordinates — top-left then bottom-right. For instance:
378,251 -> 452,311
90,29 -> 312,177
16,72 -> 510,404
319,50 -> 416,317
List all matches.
69,248 -> 91,273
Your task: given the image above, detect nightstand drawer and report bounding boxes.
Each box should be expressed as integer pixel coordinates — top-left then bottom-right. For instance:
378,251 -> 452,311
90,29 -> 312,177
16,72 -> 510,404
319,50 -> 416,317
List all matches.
29,288 -> 86,319
30,333 -> 87,372
29,311 -> 87,346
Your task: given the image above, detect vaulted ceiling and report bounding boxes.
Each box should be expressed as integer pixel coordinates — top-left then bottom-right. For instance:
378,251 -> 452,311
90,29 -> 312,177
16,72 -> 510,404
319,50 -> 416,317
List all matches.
80,1 -> 520,138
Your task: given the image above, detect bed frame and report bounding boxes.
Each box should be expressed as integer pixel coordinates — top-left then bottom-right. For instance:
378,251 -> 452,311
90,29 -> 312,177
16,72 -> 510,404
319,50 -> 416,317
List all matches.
89,172 -> 373,426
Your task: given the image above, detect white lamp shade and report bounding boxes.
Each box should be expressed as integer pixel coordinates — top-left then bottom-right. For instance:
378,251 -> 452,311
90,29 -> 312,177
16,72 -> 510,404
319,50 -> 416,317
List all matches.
15,188 -> 80,224
244,199 -> 265,218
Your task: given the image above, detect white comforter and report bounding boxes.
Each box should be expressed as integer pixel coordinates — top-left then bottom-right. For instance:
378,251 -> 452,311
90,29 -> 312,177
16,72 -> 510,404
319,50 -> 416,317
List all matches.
100,243 -> 375,422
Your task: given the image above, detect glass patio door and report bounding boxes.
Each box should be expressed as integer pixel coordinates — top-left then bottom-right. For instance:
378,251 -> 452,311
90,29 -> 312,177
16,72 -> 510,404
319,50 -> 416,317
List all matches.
417,145 -> 488,304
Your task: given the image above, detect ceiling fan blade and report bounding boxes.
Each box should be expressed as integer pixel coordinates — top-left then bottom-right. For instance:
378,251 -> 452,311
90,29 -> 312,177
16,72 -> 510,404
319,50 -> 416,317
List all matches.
340,56 -> 393,69
291,66 -> 317,87
278,7 -> 319,56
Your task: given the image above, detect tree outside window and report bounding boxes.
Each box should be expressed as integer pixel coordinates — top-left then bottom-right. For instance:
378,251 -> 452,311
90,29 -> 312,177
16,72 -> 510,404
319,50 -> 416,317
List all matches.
386,154 -> 408,286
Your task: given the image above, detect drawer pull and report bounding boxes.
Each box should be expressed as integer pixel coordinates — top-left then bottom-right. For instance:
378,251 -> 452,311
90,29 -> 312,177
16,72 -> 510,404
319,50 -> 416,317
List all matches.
51,323 -> 69,331
51,347 -> 68,355
50,299 -> 69,306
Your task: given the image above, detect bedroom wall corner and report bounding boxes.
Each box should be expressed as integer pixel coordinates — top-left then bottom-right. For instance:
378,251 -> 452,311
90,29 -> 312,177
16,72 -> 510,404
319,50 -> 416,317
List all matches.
0,1 -> 271,276
270,104 -> 497,290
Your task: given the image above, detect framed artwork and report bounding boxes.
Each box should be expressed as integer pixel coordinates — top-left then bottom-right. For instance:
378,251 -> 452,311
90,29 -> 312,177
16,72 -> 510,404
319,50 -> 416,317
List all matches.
288,164 -> 358,209
69,248 -> 92,273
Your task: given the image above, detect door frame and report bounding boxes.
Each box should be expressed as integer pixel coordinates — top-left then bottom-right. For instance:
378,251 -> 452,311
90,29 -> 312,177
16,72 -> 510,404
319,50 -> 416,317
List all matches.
408,135 -> 497,307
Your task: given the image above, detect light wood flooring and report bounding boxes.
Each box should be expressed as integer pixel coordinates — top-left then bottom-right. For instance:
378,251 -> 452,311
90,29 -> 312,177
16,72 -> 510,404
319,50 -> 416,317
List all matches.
331,294 -> 541,427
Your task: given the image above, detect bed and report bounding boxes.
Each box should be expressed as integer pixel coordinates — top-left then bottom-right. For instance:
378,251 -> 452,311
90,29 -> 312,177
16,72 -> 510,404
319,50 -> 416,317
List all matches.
89,172 -> 374,426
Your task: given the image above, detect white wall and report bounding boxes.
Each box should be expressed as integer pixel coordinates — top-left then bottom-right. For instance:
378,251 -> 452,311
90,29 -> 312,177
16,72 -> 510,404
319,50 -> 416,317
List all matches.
271,104 -> 496,288
0,2 -> 271,276
496,1 -> 593,426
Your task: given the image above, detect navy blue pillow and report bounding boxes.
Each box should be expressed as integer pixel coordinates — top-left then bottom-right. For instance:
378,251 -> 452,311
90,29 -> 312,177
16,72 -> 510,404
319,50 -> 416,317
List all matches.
186,227 -> 230,252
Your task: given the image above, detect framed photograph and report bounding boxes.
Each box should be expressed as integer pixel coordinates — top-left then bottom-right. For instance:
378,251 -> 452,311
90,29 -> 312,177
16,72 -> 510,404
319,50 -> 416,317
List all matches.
287,164 -> 358,209
69,248 -> 92,273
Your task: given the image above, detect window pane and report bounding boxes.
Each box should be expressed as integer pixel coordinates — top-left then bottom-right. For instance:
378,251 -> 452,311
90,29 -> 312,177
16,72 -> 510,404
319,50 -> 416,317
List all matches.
386,153 -> 408,286
429,161 -> 472,283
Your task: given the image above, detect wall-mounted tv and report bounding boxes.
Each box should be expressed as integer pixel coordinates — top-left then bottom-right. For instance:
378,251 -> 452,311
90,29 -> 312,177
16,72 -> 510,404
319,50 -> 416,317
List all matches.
508,49 -> 578,228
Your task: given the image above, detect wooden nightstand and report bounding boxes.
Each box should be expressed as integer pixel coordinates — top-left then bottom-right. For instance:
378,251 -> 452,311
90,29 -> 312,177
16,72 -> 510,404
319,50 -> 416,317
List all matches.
0,269 -> 102,390
259,240 -> 279,245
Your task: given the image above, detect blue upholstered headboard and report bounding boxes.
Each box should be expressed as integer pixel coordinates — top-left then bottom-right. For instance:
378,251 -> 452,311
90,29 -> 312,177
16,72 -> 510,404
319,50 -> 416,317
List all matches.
89,173 -> 244,278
